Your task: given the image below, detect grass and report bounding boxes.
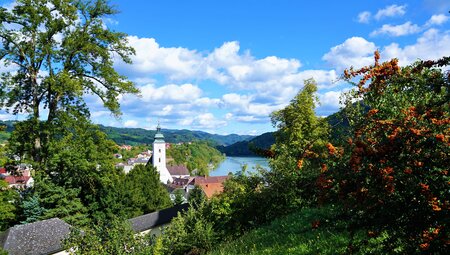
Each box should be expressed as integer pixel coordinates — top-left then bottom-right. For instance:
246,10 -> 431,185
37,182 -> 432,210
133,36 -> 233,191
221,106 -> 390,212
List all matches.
208,205 -> 365,255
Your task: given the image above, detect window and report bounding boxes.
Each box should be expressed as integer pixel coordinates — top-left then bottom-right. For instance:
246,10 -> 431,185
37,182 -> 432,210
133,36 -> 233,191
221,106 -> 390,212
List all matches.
159,149 -> 161,153
159,158 -> 161,163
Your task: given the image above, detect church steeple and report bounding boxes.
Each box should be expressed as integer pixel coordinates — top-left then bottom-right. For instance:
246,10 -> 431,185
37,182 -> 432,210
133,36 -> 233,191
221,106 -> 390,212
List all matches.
154,121 -> 165,143
152,123 -> 173,184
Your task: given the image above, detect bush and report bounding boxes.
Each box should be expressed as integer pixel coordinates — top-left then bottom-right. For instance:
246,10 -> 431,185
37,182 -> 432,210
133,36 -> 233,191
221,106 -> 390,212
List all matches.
325,53 -> 450,253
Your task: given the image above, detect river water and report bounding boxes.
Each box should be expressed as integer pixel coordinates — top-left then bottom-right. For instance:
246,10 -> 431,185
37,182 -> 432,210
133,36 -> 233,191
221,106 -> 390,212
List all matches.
210,156 -> 270,176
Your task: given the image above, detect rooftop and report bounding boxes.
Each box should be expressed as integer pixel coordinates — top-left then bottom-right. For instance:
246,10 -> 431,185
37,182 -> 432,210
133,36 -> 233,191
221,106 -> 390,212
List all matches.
128,203 -> 189,233
167,165 -> 190,176
0,218 -> 71,255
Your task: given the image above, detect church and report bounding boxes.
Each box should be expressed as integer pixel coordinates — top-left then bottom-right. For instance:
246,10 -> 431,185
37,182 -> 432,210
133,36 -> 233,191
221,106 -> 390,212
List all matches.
149,124 -> 174,184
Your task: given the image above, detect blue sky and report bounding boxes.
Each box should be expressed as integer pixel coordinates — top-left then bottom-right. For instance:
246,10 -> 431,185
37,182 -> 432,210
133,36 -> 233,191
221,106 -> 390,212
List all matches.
1,0 -> 450,135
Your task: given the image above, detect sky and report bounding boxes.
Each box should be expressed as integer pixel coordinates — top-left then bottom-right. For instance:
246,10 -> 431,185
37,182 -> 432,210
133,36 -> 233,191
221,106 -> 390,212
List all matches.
1,0 -> 450,135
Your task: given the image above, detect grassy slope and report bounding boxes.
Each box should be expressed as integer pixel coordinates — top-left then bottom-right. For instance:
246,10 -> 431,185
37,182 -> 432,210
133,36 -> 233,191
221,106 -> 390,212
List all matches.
209,206 -> 363,255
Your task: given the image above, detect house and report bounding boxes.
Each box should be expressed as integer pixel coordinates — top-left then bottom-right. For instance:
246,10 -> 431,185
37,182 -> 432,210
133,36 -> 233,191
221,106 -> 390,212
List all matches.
2,175 -> 34,189
193,176 -> 229,198
0,205 -> 189,255
128,203 -> 189,236
115,162 -> 134,174
119,145 -> 132,151
167,164 -> 190,178
0,218 -> 71,255
114,153 -> 123,159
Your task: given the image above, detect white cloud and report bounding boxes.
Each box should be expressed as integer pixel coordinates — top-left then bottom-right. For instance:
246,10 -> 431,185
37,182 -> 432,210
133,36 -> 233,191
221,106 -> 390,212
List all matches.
370,22 -> 421,37
190,113 -> 227,129
136,83 -> 202,104
221,93 -> 284,118
115,36 -> 202,81
319,91 -> 344,108
357,11 -> 371,23
224,113 -> 233,120
322,37 -> 377,70
0,113 -> 14,121
426,14 -> 449,26
124,120 -> 138,128
383,28 -> 450,65
374,4 -> 406,20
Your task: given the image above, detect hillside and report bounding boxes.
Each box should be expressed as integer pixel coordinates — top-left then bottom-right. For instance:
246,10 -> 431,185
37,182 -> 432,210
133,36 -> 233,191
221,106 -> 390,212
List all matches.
208,206 -> 373,255
216,111 -> 351,156
0,121 -> 253,146
99,125 -> 253,146
216,132 -> 275,156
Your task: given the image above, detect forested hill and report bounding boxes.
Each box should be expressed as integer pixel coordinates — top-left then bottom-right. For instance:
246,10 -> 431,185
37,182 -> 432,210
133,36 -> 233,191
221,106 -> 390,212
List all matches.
0,121 -> 253,146
98,125 -> 253,146
216,132 -> 275,156
216,111 -> 350,156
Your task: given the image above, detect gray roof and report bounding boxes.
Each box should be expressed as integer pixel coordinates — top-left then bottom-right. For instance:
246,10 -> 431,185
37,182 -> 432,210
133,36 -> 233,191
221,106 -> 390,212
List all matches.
128,204 -> 189,233
133,158 -> 149,164
0,218 -> 71,255
167,165 -> 189,176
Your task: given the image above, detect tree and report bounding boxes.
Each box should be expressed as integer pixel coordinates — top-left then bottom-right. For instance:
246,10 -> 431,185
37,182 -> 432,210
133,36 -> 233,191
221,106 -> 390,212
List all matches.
173,189 -> 185,206
327,53 -> 450,253
161,203 -> 216,255
0,179 -> 19,230
188,185 -> 206,207
20,193 -> 46,224
65,217 -> 153,255
0,0 -> 138,162
119,164 -> 172,218
268,78 -> 330,209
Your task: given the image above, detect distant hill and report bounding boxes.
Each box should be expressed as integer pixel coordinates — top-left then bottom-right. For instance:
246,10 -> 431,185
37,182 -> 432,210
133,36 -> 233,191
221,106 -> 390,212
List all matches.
216,109 -> 353,157
99,125 -> 253,146
0,120 -> 16,143
216,132 -> 275,156
0,121 -> 253,146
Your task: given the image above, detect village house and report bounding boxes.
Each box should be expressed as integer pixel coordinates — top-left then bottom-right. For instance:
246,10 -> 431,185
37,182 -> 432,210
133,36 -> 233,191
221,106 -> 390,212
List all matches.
193,176 -> 229,199
0,164 -> 34,189
119,144 -> 132,151
0,204 -> 189,255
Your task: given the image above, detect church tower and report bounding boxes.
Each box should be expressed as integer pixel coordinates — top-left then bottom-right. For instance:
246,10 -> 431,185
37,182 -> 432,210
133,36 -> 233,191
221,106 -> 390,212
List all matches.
152,124 -> 173,184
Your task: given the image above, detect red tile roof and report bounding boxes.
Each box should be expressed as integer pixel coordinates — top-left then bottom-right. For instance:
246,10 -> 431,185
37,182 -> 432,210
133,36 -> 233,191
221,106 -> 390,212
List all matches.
0,168 -> 6,174
194,176 -> 229,184
194,176 -> 229,198
3,175 -> 31,185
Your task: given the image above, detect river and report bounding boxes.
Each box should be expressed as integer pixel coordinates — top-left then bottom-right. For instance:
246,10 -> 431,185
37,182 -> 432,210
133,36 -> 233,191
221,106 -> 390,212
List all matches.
210,156 -> 270,176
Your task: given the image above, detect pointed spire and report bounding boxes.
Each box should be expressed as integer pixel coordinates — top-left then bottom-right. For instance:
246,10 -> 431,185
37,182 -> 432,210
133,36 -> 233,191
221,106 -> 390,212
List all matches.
154,120 -> 165,142
156,120 -> 161,133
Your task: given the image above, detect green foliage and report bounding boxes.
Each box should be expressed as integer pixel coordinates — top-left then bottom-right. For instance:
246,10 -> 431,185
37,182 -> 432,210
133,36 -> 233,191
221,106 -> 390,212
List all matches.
208,206 -> 357,255
117,164 -> 172,219
268,79 -> 330,209
188,185 -> 206,207
100,125 -> 252,146
168,141 -> 225,176
66,218 -> 153,255
216,132 -> 275,157
161,204 -> 217,255
20,193 -> 46,224
35,176 -> 90,226
0,180 -> 19,230
325,55 -> 450,253
0,0 -> 138,163
173,189 -> 185,206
